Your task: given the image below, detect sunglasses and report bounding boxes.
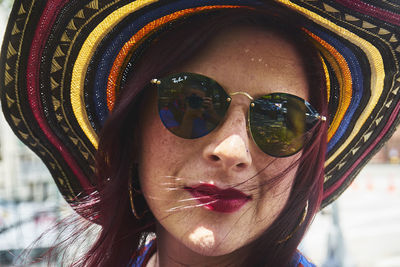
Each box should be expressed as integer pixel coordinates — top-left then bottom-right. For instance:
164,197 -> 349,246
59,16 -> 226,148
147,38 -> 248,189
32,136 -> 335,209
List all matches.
151,72 -> 326,157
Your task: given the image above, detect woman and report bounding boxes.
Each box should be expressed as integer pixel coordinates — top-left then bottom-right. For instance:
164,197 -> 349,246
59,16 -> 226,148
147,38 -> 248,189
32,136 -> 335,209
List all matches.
1,0 -> 399,266
95,11 -> 327,266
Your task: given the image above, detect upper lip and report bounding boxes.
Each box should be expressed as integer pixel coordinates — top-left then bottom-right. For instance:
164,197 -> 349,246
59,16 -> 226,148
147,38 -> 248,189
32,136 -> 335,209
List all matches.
185,184 -> 251,200
184,183 -> 252,213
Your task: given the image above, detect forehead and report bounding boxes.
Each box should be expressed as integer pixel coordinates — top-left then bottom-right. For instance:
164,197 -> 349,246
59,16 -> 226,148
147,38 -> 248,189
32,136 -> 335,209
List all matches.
179,26 -> 309,100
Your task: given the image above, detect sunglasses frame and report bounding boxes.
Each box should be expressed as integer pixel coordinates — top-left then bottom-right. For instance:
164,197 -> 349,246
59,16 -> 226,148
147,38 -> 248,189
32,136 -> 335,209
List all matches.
151,72 -> 326,157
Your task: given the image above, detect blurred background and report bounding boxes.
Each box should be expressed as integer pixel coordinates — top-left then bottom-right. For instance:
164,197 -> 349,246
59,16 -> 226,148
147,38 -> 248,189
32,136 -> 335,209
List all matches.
0,0 -> 399,266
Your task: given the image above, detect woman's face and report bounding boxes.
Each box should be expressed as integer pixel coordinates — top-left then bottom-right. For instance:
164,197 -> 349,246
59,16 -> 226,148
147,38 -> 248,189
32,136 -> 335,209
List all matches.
139,26 -> 309,260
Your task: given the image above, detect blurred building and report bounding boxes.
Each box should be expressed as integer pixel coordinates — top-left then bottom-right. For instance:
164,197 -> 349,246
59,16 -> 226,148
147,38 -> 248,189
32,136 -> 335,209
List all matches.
371,129 -> 400,164
0,105 -> 62,266
0,105 -> 58,203
0,0 -> 57,204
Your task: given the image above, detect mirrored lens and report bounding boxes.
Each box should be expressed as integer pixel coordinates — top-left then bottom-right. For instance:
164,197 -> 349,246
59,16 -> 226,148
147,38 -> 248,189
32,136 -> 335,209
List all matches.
249,93 -> 319,157
157,73 -> 230,139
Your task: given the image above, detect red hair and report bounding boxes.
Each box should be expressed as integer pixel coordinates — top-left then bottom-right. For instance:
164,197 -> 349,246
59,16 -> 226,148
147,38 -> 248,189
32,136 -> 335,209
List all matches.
45,6 -> 328,267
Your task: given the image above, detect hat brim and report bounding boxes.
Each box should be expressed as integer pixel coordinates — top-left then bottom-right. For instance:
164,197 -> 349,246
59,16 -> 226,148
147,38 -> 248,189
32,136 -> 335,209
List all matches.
1,0 -> 399,208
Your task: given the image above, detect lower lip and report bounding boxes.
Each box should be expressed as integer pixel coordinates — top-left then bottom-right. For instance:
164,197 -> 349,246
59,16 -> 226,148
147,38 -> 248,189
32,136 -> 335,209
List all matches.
185,184 -> 251,213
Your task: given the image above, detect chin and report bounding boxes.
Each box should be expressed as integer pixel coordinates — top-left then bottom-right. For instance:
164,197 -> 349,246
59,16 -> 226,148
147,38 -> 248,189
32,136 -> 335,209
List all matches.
183,225 -> 245,257
186,240 -> 238,257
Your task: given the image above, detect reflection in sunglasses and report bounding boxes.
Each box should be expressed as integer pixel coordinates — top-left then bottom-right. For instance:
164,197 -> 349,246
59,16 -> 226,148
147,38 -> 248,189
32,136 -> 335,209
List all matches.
153,72 -> 326,157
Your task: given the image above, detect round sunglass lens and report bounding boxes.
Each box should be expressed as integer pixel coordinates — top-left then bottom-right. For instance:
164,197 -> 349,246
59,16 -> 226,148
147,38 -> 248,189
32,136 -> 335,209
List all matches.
249,93 -> 318,157
157,73 -> 230,139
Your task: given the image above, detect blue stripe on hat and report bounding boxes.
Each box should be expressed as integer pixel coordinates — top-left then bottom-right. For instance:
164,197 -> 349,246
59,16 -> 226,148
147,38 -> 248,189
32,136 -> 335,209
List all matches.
308,26 -> 364,153
92,0 -> 263,125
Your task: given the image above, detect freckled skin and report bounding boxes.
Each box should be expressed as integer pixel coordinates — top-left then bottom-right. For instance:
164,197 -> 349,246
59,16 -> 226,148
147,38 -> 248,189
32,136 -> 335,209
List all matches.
139,26 -> 309,266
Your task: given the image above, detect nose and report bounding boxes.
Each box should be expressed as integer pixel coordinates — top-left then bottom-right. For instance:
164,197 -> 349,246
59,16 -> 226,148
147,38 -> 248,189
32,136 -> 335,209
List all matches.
203,109 -> 252,171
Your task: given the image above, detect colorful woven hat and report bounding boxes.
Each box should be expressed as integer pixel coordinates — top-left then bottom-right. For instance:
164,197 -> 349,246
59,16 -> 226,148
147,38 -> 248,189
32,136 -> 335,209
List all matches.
1,0 -> 399,209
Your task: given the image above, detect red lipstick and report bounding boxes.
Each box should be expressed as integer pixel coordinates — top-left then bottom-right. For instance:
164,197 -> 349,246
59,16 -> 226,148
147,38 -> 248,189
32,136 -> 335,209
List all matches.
185,184 -> 251,213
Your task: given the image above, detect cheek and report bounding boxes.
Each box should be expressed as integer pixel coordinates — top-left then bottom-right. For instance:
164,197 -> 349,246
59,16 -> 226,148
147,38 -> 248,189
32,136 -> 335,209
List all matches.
253,157 -> 298,225
139,127 -> 174,217
137,100 -> 192,216
138,106 -> 172,177
138,92 -> 179,169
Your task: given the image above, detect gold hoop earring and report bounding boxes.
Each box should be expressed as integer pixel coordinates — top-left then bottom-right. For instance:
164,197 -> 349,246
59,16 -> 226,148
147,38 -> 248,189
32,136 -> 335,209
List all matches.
278,201 -> 309,244
128,175 -> 148,220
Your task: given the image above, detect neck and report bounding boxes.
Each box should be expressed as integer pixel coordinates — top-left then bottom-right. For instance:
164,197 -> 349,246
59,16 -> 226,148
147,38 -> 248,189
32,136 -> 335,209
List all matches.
151,223 -> 250,267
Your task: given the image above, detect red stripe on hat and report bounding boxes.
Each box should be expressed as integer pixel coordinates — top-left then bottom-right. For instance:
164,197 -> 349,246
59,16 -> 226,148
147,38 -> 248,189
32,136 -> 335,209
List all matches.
336,0 -> 400,26
323,101 -> 400,200
26,0 -> 92,193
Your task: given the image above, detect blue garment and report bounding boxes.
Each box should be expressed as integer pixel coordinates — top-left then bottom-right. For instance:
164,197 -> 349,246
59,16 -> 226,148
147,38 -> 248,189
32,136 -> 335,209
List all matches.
129,239 -> 316,267
292,250 -> 316,267
128,239 -> 155,267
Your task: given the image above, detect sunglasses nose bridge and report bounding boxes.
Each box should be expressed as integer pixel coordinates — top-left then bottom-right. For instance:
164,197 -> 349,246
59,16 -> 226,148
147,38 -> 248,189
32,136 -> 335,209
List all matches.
229,91 -> 254,101
227,92 -> 254,114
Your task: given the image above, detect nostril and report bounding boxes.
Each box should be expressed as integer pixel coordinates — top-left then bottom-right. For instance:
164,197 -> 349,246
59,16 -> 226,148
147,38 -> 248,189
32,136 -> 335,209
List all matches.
236,163 -> 246,168
210,155 -> 220,162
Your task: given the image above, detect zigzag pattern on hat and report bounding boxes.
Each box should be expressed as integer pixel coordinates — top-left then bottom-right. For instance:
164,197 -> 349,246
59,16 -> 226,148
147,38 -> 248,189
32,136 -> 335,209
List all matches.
1,0 -> 399,208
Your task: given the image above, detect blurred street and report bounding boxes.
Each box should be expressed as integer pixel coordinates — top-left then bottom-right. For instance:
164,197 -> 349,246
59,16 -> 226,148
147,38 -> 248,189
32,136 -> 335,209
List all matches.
302,164 -> 400,267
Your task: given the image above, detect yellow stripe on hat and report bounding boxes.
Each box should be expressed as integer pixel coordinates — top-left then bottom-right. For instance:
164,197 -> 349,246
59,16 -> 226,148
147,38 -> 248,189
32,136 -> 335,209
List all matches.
319,53 -> 331,103
276,0 -> 385,167
71,0 -> 158,149
304,29 -> 352,142
107,5 -> 243,111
